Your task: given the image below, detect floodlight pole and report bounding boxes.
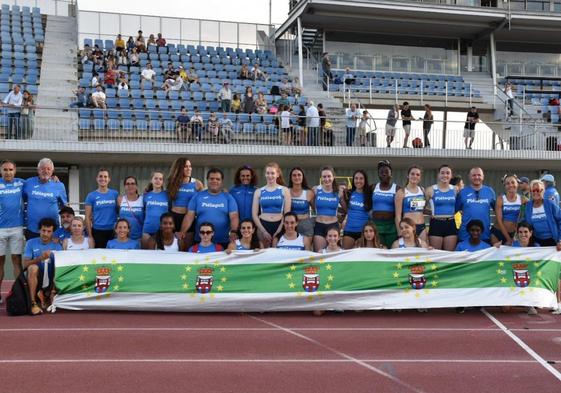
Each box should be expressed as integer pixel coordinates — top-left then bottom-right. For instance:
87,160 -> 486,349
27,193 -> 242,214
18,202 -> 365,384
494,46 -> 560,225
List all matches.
297,16 -> 304,89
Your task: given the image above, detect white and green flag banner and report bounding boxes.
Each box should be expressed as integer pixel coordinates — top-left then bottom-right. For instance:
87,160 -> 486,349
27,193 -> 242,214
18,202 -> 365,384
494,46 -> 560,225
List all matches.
53,248 -> 561,312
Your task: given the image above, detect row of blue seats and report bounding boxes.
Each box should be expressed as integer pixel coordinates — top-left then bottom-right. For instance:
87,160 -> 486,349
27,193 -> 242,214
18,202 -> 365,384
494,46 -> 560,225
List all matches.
0,74 -> 39,84
0,83 -> 37,94
332,70 -> 464,83
81,77 -> 285,91
84,54 -> 279,67
79,109 -> 280,123
343,79 -> 469,88
78,118 -> 280,134
0,35 -> 42,43
1,4 -> 41,12
1,53 -> 39,62
83,63 -> 284,76
0,62 -> 40,71
1,44 -> 39,52
335,85 -> 481,97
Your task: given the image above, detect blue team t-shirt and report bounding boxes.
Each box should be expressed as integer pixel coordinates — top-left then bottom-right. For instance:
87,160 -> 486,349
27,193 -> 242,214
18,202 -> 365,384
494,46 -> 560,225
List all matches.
455,185 -> 496,242
172,179 -> 198,209
53,227 -> 71,242
107,238 -> 141,250
188,190 -> 238,244
23,177 -> 68,233
229,184 -> 256,222
344,191 -> 369,233
24,237 -> 63,273
0,177 -> 25,228
85,189 -> 119,230
455,240 -> 491,252
143,190 -> 169,235
188,243 -> 223,253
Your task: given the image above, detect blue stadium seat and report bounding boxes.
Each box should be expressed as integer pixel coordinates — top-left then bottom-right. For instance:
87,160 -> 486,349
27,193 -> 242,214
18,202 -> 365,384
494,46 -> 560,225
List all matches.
107,118 -> 120,130
149,119 -> 162,131
94,119 -> 106,129
136,119 -> 148,130
79,118 -> 90,130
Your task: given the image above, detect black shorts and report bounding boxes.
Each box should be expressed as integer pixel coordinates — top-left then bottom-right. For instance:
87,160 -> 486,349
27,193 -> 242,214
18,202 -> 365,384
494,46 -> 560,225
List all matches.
260,219 -> 281,238
415,223 -> 426,236
429,218 -> 458,237
490,226 -> 514,243
314,221 -> 340,237
92,228 -> 114,249
534,237 -> 557,247
171,211 -> 195,233
343,231 -> 361,240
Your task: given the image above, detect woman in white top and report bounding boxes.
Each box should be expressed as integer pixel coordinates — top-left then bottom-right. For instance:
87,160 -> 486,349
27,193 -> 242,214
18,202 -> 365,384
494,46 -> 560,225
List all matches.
273,212 -> 312,251
323,226 -> 342,253
395,165 -> 427,241
391,218 -> 429,249
144,213 -> 187,252
280,105 -> 292,145
252,162 -> 292,248
226,219 -> 263,253
63,217 -> 94,250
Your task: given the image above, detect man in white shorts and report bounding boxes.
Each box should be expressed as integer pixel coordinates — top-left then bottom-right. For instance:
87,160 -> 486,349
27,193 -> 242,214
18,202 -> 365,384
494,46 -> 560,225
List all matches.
0,160 -> 25,303
385,104 -> 399,147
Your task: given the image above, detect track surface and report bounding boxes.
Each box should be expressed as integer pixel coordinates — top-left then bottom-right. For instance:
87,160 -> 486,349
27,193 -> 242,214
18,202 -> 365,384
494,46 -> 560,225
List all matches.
1,281 -> 561,393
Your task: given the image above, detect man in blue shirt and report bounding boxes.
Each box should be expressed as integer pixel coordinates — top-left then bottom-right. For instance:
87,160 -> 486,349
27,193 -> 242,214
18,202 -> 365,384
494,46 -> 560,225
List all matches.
541,174 -> 560,205
181,168 -> 239,248
23,158 -> 68,239
23,217 -> 62,315
53,206 -> 75,243
455,167 -> 496,242
0,160 -> 25,303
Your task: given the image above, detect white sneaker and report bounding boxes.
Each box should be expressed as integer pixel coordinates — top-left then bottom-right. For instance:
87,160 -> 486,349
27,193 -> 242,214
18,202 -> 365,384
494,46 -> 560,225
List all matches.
527,306 -> 538,315
552,303 -> 561,315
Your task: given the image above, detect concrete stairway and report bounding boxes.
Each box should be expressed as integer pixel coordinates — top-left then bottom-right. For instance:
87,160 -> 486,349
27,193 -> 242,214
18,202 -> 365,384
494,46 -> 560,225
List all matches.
33,15 -> 78,141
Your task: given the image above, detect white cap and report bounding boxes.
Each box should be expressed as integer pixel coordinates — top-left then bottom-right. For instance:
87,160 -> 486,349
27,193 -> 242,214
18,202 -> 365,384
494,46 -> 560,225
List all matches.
541,174 -> 555,183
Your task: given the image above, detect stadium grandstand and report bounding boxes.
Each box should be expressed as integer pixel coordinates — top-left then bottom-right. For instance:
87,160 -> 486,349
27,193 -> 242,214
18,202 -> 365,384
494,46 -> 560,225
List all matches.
0,0 -> 560,210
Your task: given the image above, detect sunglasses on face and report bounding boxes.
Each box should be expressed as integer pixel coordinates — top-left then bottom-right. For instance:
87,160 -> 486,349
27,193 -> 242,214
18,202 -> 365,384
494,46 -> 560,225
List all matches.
532,189 -> 543,193
200,230 -> 213,235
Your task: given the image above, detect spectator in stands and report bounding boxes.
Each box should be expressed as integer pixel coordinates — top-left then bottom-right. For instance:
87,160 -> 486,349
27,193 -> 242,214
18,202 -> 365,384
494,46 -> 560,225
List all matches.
118,78 -> 129,91
126,36 -> 135,52
21,90 -> 34,139
321,52 -> 332,91
156,33 -> 166,47
176,106 -> 191,142
463,106 -> 479,149
385,104 -> 399,148
140,63 -> 155,89
280,105 -> 292,145
147,34 -> 156,47
306,101 -> 320,146
358,110 -> 372,147
92,85 -> 107,109
504,82 -> 514,117
128,47 -> 139,66
239,64 -> 250,80
218,111 -> 233,143
135,30 -> 146,52
24,217 -> 62,315
343,67 -> 355,85
70,87 -> 87,108
2,84 -> 23,139
163,75 -> 184,92
218,82 -> 232,112
164,62 -> 176,80
190,109 -> 205,142
92,44 -> 103,63
187,67 -> 199,85
178,66 -> 187,80
295,104 -> 306,146
256,92 -> 268,114
422,104 -> 433,148
540,174 -> 560,205
400,101 -> 413,148
251,63 -> 267,81
318,103 -> 330,146
208,111 -> 220,142
242,87 -> 256,114
231,94 -> 241,114
23,158 -> 68,240
292,77 -> 302,97
104,67 -> 117,88
345,103 -> 359,147
90,72 -> 99,88
276,92 -> 290,109
280,78 -> 292,95
115,34 -> 125,51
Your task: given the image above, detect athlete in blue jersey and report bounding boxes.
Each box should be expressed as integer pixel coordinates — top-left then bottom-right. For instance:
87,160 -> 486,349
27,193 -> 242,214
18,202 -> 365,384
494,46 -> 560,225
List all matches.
541,174 -> 560,205
312,166 -> 343,252
142,171 -> 170,247
523,179 -> 561,247
23,218 -> 62,315
455,219 -> 491,251
455,167 -> 496,242
426,165 -> 458,251
288,167 -> 315,238
182,168 -> 239,248
342,170 -> 372,249
107,219 -> 141,250
372,160 -> 400,249
230,165 -> 258,223
188,222 -> 224,253
226,219 -> 262,252
0,160 -> 25,300
252,163 -> 291,248
491,175 -> 524,245
117,176 -> 144,241
23,158 -> 68,239
167,158 -> 204,249
85,169 -> 119,248
395,165 -> 426,240
511,222 -> 539,248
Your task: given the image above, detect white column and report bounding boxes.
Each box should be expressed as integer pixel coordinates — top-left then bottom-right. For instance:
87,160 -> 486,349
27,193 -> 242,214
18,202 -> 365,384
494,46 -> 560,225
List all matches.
322,30 -> 326,53
68,165 -> 80,213
297,17 -> 304,89
457,38 -> 461,76
490,32 -> 497,94
467,45 -> 473,72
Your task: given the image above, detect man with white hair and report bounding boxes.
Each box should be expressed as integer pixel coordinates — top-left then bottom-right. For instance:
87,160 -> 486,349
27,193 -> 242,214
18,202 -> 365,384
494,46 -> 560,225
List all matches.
22,158 -> 68,239
540,174 -> 560,205
306,101 -> 320,146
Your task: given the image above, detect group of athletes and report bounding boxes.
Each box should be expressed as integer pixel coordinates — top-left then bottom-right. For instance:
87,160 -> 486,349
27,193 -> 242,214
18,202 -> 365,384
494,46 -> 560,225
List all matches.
1,157 -> 561,314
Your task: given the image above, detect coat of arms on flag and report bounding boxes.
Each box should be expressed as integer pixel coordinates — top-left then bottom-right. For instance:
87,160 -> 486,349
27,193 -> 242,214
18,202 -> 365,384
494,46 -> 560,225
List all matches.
94,267 -> 112,293
512,263 -> 530,288
302,266 -> 320,293
195,267 -> 214,294
409,265 -> 426,290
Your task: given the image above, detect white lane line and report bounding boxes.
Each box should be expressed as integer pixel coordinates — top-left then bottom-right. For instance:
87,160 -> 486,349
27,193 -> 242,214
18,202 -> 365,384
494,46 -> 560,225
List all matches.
482,308 -> 561,382
0,358 -> 548,364
250,315 -> 427,393
0,327 -> 503,332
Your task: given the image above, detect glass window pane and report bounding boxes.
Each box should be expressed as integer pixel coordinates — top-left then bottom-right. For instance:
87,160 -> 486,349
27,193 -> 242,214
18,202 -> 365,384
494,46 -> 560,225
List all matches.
238,23 -> 256,46
140,16 -> 159,37
200,20 -> 219,47
219,22 -> 237,48
161,18 -> 180,41
120,14 -> 141,39
37,0 -> 57,15
99,13 -> 120,36
78,11 -> 99,36
181,19 -> 199,42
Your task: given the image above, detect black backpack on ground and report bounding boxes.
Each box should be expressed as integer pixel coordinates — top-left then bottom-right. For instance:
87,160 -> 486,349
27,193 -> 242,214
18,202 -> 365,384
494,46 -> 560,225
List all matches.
6,269 -> 31,316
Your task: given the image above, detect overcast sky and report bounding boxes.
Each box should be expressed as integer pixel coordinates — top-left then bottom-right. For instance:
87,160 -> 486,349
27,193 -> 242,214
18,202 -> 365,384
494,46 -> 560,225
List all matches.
78,0 -> 290,26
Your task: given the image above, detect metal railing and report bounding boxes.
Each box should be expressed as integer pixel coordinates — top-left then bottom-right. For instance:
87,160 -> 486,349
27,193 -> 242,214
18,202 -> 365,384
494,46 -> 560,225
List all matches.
2,105 -> 560,152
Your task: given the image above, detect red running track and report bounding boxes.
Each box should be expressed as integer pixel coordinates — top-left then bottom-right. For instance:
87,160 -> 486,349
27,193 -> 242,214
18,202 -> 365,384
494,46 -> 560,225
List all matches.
1,283 -> 561,393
